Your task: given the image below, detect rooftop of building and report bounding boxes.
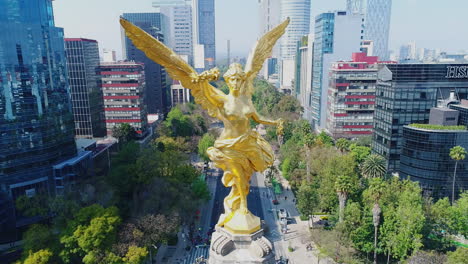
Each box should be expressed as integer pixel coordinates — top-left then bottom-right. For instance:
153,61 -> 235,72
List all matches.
407,123 -> 467,131
53,151 -> 93,169
65,38 -> 98,43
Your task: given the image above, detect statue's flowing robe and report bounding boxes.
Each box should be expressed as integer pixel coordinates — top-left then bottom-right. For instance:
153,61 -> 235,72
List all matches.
207,130 -> 274,187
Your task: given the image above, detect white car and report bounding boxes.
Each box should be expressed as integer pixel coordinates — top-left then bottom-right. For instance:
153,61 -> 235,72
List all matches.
278,208 -> 288,219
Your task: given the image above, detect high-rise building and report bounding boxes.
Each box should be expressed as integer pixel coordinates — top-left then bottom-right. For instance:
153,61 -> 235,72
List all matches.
347,0 -> 364,14
326,53 -> 387,139
364,0 -> 392,60
99,62 -> 148,137
279,0 -> 311,60
399,41 -> 417,62
0,0 -> 77,240
65,38 -> 106,139
153,0 -> 194,65
400,107 -> 468,199
259,0 -> 281,59
372,64 -> 468,173
311,11 -> 363,129
294,34 -> 314,123
192,0 -> 216,70
122,13 -> 168,114
102,49 -> 117,62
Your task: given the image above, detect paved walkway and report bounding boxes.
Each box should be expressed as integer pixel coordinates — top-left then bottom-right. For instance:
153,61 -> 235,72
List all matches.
155,163 -> 219,264
272,163 -> 335,264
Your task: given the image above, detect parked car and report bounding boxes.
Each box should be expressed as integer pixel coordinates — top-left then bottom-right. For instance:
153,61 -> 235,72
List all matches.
278,208 -> 288,219
272,199 -> 279,205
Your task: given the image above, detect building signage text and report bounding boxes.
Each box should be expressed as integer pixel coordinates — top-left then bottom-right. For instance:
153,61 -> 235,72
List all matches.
446,66 -> 468,79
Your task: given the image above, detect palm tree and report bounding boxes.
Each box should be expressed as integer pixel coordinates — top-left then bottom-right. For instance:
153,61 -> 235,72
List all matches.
366,178 -> 386,264
335,175 -> 353,223
304,133 -> 315,182
361,154 -> 386,179
449,146 -> 467,203
335,138 -> 350,153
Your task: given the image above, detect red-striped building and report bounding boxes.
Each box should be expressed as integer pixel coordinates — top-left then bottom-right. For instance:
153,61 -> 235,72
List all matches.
98,62 -> 148,136
326,53 -> 394,139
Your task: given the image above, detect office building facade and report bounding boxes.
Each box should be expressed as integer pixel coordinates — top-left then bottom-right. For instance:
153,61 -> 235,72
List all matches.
99,62 -> 148,136
122,13 -> 168,114
312,11 -> 363,129
279,0 -> 311,60
294,34 -> 314,123
364,0 -> 392,60
372,64 -> 468,173
192,0 -> 216,69
0,0 -> 77,240
65,38 -> 106,139
400,125 -> 468,199
153,0 -> 194,65
327,53 -> 384,139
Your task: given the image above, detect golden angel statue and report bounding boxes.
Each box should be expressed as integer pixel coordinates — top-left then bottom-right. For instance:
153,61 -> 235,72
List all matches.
120,17 -> 289,235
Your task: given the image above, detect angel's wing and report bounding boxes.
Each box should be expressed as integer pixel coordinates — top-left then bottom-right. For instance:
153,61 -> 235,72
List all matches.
245,18 -> 290,79
120,18 -> 226,117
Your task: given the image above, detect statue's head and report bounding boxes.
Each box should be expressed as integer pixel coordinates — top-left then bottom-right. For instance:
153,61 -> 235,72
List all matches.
224,63 -> 246,96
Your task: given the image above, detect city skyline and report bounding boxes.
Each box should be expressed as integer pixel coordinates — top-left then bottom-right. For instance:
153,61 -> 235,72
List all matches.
53,0 -> 468,60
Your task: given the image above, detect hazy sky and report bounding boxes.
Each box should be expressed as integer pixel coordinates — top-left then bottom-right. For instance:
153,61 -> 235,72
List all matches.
53,0 -> 468,60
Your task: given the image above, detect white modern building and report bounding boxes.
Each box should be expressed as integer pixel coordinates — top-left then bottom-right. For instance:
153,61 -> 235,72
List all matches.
364,0 -> 392,60
258,0 -> 281,56
311,11 -> 363,130
279,0 -> 311,60
258,0 -> 281,79
294,34 -> 314,123
153,0 -> 193,65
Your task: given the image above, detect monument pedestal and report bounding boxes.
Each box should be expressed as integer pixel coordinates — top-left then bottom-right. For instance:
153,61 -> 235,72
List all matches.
208,226 -> 275,264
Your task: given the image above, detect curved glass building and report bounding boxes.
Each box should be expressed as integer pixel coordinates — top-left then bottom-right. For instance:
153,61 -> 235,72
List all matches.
0,0 -> 76,239
400,126 -> 468,198
280,0 -> 311,60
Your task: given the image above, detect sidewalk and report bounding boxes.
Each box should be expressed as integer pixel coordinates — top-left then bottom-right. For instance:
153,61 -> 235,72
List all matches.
156,164 -> 219,263
270,159 -> 335,264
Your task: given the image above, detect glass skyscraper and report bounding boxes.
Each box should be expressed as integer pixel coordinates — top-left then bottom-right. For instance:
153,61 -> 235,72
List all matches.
312,11 -> 363,129
0,0 -> 76,240
193,0 -> 216,69
364,0 -> 392,60
65,38 -> 106,138
279,0 -> 311,60
372,64 -> 468,172
122,13 -> 168,113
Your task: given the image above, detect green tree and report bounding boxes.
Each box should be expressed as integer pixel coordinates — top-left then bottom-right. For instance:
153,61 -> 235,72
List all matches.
348,143 -> 371,163
112,123 -> 137,143
379,179 -> 425,261
15,194 -> 48,218
23,249 -> 53,264
335,138 -> 350,153
192,177 -> 211,201
447,247 -> 468,264
361,154 -> 386,179
451,191 -> 468,237
22,224 -> 56,260
198,133 -> 215,162
59,205 -> 121,263
335,175 -> 354,223
296,184 -> 319,219
123,246 -> 148,264
304,133 -> 315,182
364,178 -> 387,264
315,131 -> 334,147
449,146 -> 467,203
164,107 -> 194,137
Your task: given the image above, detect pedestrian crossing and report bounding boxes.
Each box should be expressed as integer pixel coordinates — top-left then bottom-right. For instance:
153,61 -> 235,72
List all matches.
181,245 -> 209,264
